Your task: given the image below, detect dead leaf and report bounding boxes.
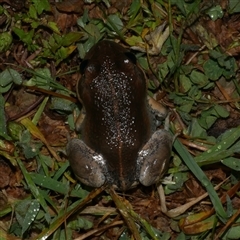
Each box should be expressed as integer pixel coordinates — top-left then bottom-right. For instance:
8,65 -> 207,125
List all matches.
55,0 -> 84,14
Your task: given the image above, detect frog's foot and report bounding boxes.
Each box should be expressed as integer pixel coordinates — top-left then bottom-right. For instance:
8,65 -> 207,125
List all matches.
66,138 -> 106,188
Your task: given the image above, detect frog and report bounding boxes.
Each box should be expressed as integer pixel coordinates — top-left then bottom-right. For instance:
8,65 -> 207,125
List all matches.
66,40 -> 173,191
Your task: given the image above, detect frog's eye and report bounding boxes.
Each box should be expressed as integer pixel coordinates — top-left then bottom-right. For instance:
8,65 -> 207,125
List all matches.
125,52 -> 137,64
80,59 -> 89,74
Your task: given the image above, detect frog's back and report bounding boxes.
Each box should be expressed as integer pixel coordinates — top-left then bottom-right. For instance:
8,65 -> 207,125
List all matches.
79,41 -> 152,190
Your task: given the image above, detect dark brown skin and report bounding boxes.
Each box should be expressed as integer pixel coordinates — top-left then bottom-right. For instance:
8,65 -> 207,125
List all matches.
67,40 -> 172,191
80,41 -> 151,190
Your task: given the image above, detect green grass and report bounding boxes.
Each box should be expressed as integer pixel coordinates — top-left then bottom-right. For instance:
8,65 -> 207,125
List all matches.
1,0 -> 240,239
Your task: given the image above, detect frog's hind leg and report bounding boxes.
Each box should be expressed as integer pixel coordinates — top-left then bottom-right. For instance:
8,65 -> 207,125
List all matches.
66,139 -> 106,188
138,115 -> 173,187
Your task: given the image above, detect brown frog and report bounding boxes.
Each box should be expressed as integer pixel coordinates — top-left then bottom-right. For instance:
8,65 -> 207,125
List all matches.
66,40 -> 173,191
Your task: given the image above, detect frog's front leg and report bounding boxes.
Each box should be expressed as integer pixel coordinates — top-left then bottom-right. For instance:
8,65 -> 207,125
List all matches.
75,108 -> 86,132
66,139 -> 106,187
138,117 -> 173,187
147,96 -> 168,120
